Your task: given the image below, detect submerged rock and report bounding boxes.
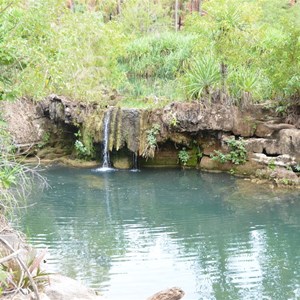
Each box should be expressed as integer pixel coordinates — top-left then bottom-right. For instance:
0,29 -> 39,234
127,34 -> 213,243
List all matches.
43,274 -> 103,300
147,287 -> 185,300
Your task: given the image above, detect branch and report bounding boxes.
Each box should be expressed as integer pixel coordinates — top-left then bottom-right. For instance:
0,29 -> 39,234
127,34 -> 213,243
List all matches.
0,249 -> 24,264
0,2 -> 13,15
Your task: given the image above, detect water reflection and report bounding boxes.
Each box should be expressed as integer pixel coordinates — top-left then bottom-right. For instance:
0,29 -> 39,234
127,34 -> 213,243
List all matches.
19,167 -> 300,300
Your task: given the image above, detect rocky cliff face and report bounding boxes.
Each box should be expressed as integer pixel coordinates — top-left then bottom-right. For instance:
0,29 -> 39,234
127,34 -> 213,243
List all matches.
2,95 -> 300,186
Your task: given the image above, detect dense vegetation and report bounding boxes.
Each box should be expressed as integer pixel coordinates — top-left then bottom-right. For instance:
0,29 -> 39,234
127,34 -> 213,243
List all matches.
0,0 -> 300,108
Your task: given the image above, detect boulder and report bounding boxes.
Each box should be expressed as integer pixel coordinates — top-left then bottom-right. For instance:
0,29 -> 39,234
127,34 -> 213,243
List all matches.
199,156 -> 232,172
111,155 -> 132,169
255,122 -> 274,137
0,98 -> 52,149
44,274 -> 103,300
147,287 -> 185,300
277,129 -> 300,158
232,108 -> 257,137
251,153 -> 297,167
256,167 -> 300,187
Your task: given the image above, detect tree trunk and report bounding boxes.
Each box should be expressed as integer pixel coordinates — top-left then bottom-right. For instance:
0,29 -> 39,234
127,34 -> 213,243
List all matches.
175,0 -> 179,31
117,0 -> 122,14
199,0 -> 202,15
66,0 -> 75,12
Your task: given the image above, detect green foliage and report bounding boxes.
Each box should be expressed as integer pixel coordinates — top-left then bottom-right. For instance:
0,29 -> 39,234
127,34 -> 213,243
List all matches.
184,55 -> 221,100
229,168 -> 236,175
294,164 -> 300,172
212,150 -> 228,164
74,140 -> 89,158
0,0 -> 127,101
1,0 -> 300,107
212,137 -> 247,165
121,32 -> 195,79
146,124 -> 160,147
117,0 -> 173,33
37,132 -> 50,149
74,130 -> 93,159
268,159 -> 276,170
120,78 -> 183,105
184,0 -> 300,104
178,147 -> 190,166
142,124 -> 160,159
169,112 -> 179,127
0,248 -> 49,295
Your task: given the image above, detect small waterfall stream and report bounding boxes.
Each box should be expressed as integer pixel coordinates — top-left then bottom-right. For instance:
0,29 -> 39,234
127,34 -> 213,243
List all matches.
102,109 -> 111,168
97,109 -> 114,171
131,152 -> 139,172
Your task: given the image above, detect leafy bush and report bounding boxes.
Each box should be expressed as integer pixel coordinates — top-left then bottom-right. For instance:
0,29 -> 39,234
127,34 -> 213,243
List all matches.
212,137 -> 247,165
0,248 -> 49,297
1,0 -> 300,107
142,124 -> 160,159
178,147 -> 190,166
74,130 -> 94,159
121,32 -> 195,79
184,55 -> 221,100
0,0 -> 127,101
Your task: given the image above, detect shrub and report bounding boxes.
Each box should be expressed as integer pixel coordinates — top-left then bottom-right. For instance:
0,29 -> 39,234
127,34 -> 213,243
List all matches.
178,147 -> 190,166
212,137 -> 247,165
142,124 -> 160,159
184,55 -> 221,100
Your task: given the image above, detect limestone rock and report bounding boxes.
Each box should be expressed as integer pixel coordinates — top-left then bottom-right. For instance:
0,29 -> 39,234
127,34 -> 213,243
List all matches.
202,137 -> 221,156
256,167 -> 299,187
232,108 -> 256,137
251,153 -> 297,167
162,102 -> 233,132
111,155 -> 132,169
268,123 -> 295,131
199,156 -> 231,172
147,287 -> 185,300
245,138 -> 267,153
255,122 -> 274,137
255,122 -> 296,137
234,160 -> 264,176
277,129 -> 300,158
1,98 -> 52,149
44,274 -> 102,300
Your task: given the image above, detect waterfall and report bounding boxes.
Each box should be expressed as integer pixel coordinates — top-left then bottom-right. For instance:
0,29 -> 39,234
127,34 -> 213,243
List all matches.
102,109 -> 111,168
96,109 -> 114,172
131,152 -> 140,172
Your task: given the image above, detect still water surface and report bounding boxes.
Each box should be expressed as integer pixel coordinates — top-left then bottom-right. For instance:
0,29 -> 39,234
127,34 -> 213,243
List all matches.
20,166 -> 300,300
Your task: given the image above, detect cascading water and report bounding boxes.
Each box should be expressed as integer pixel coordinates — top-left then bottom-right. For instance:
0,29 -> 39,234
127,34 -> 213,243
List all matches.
131,152 -> 139,172
97,109 -> 114,171
102,110 -> 111,168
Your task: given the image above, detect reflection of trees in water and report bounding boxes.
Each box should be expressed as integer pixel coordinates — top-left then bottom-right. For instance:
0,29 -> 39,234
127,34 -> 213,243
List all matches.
21,167 -> 128,288
117,170 -> 300,299
20,167 -> 300,297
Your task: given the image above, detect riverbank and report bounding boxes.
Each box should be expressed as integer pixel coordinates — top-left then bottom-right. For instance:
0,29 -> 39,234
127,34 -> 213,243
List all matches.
1,96 -> 299,187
